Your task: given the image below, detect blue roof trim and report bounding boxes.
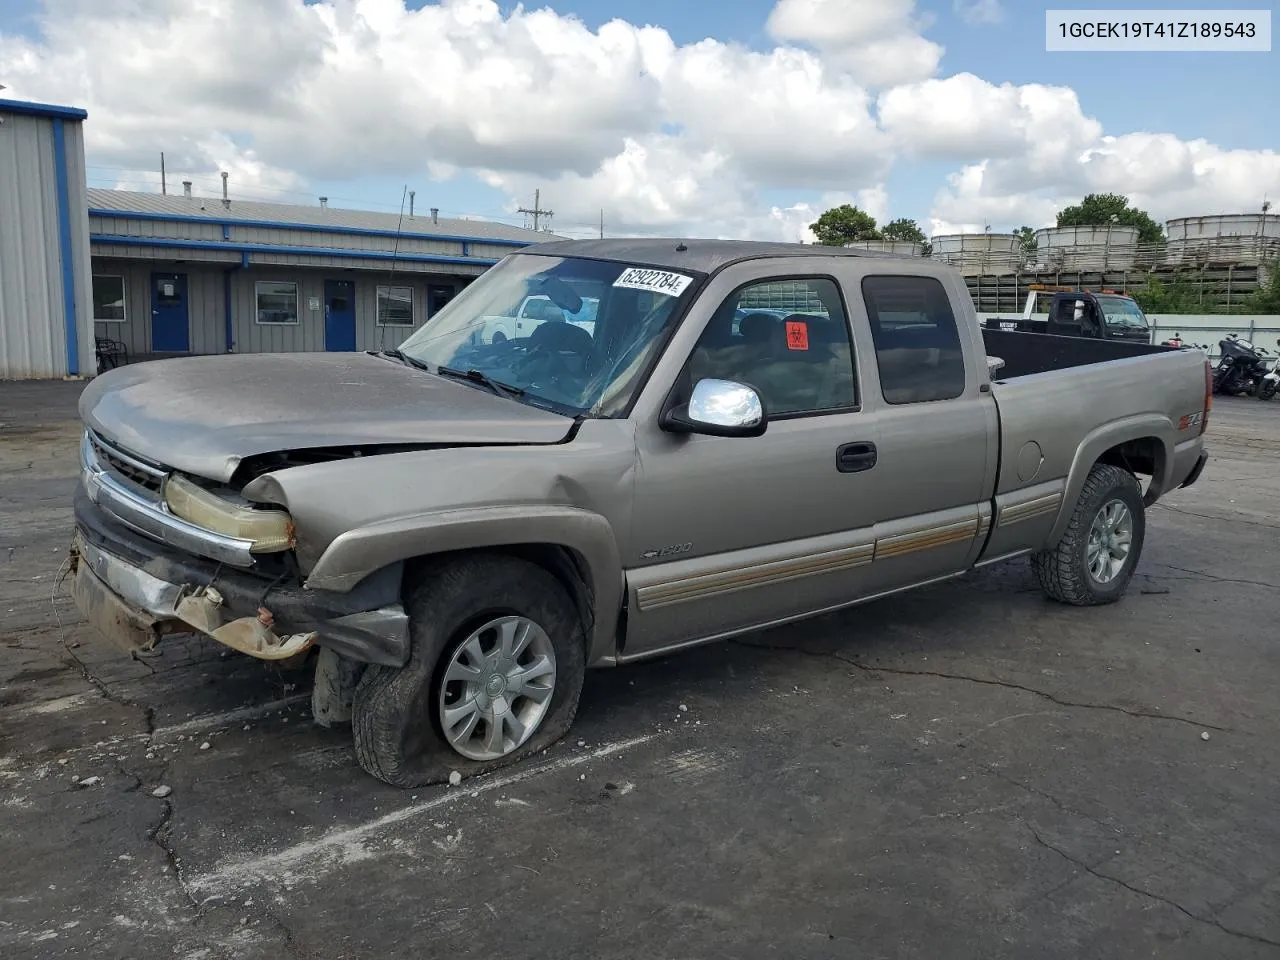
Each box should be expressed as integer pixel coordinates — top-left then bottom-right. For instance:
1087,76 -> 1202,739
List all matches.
90,234 -> 500,268
52,119 -> 81,376
87,207 -> 532,248
0,98 -> 88,121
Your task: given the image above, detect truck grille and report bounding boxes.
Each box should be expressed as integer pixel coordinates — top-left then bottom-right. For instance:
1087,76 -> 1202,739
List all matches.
86,430 -> 169,497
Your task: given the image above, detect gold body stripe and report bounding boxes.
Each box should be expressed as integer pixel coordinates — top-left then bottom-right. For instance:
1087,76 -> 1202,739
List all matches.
997,491 -> 1062,527
636,543 -> 875,611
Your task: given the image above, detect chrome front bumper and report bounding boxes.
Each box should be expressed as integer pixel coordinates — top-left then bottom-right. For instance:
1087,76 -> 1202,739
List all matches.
79,430 -> 257,568
69,533 -> 410,663
70,534 -> 319,660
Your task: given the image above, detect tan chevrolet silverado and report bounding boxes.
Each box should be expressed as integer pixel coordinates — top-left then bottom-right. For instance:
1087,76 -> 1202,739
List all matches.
69,239 -> 1212,787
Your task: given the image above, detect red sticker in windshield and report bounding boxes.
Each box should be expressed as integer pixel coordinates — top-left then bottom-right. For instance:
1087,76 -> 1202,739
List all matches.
786,320 -> 809,351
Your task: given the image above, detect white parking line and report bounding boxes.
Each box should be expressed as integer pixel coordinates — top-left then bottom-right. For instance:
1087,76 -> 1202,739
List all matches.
187,733 -> 660,902
152,695 -> 311,739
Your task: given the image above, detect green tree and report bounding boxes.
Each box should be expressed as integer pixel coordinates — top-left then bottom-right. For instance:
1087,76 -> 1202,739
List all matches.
881,217 -> 931,255
1243,261 -> 1280,314
1014,225 -> 1038,266
1055,193 -> 1165,247
881,218 -> 925,242
810,204 -> 880,246
1132,274 -> 1203,314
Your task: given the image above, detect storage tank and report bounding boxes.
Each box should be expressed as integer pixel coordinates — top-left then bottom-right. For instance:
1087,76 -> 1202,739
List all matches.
1165,214 -> 1280,265
1033,225 -> 1140,272
930,233 -> 1019,275
843,239 -> 924,257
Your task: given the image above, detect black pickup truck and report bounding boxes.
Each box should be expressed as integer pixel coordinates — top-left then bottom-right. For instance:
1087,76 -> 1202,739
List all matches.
983,290 -> 1153,345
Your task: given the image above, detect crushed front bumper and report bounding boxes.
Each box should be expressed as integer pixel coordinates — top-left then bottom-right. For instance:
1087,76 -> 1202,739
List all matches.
70,488 -> 411,666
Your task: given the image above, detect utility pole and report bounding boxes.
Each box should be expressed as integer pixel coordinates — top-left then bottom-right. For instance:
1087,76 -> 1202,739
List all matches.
160,152 -> 166,195
518,189 -> 554,232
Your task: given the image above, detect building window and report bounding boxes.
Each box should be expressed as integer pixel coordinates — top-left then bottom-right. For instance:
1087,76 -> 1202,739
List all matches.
377,285 -> 414,326
92,275 -> 126,323
862,275 -> 967,405
255,281 -> 299,325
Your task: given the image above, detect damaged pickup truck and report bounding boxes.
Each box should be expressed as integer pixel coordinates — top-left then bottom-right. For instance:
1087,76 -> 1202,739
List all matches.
69,239 -> 1212,787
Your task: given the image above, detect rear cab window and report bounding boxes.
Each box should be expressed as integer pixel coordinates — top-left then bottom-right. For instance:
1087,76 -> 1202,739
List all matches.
862,275 -> 968,404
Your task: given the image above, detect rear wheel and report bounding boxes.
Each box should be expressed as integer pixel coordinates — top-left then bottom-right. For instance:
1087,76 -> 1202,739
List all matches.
351,554 -> 585,788
1031,464 -> 1145,606
1258,379 -> 1278,401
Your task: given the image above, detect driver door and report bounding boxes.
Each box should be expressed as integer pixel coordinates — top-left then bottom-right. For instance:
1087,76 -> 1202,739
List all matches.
620,267 -> 890,659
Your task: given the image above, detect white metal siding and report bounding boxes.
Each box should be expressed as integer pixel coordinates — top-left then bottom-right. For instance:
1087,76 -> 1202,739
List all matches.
0,113 -> 66,378
63,120 -> 95,377
90,259 -> 465,356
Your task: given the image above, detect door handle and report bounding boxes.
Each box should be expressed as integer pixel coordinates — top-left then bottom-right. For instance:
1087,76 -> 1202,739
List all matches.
836,442 -> 877,474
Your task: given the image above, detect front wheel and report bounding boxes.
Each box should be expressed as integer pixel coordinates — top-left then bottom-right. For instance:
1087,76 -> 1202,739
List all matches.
1031,464 -> 1146,606
351,554 -> 586,787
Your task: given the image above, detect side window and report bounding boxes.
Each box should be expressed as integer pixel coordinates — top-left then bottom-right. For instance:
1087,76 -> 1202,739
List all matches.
687,278 -> 857,416
862,275 -> 967,405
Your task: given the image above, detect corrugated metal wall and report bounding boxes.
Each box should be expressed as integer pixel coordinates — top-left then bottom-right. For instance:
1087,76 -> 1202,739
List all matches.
90,210 -> 517,263
91,258 -> 463,355
0,110 -> 93,379
228,269 -> 453,353
92,260 -> 226,355
63,120 -> 96,376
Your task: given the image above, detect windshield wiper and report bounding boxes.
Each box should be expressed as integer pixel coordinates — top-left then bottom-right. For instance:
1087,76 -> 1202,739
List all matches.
376,348 -> 433,374
435,365 -> 525,400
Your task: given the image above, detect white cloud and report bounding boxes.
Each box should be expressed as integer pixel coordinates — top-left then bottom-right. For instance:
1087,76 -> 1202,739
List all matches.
0,0 -> 890,236
1,0 -> 1277,242
766,0 -> 943,86
878,74 -> 1103,169
953,0 -> 1003,25
930,138 -> 1280,232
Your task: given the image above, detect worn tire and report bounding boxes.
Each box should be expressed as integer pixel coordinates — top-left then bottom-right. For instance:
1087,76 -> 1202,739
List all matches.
1259,380 -> 1278,402
1031,464 -> 1145,606
351,554 -> 586,788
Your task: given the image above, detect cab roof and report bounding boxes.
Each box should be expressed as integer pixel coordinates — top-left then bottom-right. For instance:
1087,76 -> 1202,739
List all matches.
518,238 -> 913,275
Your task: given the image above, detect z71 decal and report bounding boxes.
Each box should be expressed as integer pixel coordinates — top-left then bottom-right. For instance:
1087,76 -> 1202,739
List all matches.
1178,412 -> 1205,430
641,542 -> 693,561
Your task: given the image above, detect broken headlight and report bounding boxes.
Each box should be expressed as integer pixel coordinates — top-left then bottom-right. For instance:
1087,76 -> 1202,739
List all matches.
163,474 -> 295,553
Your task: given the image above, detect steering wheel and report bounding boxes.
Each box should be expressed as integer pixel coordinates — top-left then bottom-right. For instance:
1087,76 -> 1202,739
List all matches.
519,323 -> 592,374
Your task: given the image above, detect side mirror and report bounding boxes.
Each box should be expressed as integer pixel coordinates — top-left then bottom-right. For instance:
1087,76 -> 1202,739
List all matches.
986,355 -> 1005,376
662,378 -> 766,438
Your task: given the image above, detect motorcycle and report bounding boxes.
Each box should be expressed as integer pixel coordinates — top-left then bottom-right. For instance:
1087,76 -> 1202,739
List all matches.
1214,334 -> 1272,396
1161,332 -> 1210,352
1257,339 -> 1280,401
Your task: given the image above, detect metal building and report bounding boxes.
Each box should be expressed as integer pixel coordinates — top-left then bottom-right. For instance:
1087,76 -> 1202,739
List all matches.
87,188 -> 551,361
0,98 -> 94,379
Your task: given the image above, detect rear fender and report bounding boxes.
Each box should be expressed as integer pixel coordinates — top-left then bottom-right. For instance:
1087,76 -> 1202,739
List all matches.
302,505 -> 623,666
1047,415 -> 1173,547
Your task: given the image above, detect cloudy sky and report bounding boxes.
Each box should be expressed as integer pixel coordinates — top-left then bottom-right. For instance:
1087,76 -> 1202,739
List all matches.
1,0 -> 1276,241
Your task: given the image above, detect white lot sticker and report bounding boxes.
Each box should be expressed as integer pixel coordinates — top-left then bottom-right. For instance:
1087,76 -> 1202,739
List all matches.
613,267 -> 693,298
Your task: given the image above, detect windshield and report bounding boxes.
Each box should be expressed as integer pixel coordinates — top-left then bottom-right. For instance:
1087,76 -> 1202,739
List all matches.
396,254 -> 701,417
1096,296 -> 1148,329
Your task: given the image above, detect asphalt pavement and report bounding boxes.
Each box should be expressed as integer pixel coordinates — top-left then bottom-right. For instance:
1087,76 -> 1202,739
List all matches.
2,381 -> 1279,959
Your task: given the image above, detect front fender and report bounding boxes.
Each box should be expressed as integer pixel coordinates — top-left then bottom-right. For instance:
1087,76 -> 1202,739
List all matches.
304,504 -> 623,665
1047,414 -> 1174,547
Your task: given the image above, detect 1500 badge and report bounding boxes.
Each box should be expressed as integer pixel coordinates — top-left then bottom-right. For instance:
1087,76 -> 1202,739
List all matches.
641,542 -> 693,561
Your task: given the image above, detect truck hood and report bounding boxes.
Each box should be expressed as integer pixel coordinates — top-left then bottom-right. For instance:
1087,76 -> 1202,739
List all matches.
79,352 -> 576,483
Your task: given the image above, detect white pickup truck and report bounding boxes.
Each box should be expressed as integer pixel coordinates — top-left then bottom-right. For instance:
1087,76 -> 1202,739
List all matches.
479,294 -> 599,345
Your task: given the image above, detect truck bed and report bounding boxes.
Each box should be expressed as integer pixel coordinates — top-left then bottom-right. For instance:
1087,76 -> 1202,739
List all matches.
982,327 -> 1172,380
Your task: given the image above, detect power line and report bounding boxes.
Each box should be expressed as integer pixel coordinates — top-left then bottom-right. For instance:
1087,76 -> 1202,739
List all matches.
517,189 -> 553,232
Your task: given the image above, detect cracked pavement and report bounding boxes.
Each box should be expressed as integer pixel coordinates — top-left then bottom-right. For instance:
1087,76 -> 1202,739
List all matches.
2,381 -> 1280,959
